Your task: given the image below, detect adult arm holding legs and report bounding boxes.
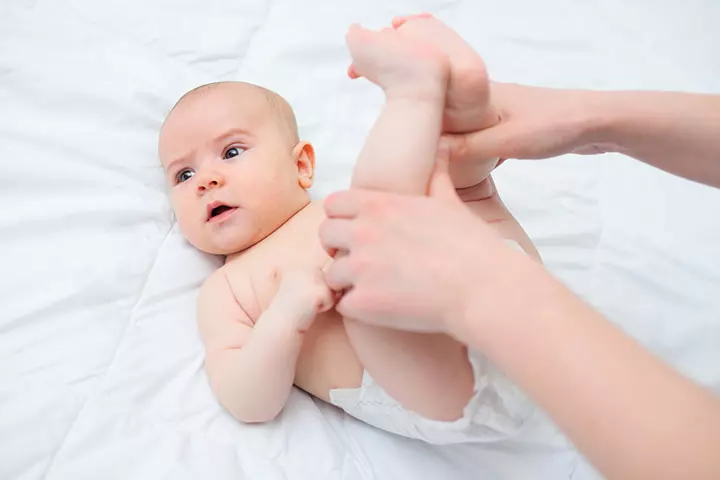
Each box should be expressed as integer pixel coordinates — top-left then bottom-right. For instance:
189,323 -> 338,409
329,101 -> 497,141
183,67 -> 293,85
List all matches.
446,84 -> 720,187
320,167 -> 720,479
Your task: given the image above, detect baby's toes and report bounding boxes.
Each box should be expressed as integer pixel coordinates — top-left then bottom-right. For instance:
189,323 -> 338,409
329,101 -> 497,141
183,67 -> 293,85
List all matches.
391,12 -> 434,29
345,23 -> 374,48
345,25 -> 376,64
347,64 -> 360,79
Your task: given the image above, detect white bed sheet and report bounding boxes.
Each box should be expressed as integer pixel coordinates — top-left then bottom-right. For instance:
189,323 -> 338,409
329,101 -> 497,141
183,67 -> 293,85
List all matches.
1,0 -> 718,479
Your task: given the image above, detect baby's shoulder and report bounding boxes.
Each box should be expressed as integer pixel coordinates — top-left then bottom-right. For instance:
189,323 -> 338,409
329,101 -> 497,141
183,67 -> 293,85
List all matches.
198,265 -> 261,324
220,256 -> 251,280
213,260 -> 259,302
200,257 -> 257,301
198,266 -> 240,305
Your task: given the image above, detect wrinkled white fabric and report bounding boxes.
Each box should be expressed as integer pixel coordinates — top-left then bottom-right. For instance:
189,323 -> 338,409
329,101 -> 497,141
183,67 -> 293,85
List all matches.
330,349 -> 534,445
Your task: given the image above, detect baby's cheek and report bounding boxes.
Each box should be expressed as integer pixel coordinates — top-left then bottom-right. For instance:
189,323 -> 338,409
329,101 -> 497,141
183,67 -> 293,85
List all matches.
169,191 -> 184,214
175,214 -> 195,241
171,192 -> 193,218
172,201 -> 200,238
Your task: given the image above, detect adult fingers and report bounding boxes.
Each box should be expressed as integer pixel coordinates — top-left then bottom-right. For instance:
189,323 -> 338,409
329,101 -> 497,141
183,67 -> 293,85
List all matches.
318,218 -> 355,254
336,289 -> 420,332
442,123 -> 517,165
324,189 -> 391,219
429,141 -> 462,202
323,190 -> 360,219
334,287 -> 374,325
324,256 -> 355,291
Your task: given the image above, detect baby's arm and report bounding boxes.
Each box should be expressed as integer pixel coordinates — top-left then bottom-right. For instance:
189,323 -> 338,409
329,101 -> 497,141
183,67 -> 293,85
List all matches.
198,270 -> 331,423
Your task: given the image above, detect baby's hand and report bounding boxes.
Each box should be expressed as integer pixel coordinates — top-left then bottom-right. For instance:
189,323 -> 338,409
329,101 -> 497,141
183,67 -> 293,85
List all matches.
272,268 -> 335,331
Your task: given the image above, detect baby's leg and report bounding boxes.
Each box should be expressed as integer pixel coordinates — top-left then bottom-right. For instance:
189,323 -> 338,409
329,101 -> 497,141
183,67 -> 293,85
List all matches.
346,24 -> 446,194
459,178 -> 542,261
388,13 -> 502,188
341,25 -> 474,421
391,13 -> 498,133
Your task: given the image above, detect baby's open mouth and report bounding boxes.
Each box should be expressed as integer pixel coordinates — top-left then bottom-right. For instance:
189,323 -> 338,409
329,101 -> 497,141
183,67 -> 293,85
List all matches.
206,202 -> 237,222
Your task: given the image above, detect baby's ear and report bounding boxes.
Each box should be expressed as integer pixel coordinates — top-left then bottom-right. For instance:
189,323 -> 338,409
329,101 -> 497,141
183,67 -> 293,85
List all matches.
293,141 -> 316,189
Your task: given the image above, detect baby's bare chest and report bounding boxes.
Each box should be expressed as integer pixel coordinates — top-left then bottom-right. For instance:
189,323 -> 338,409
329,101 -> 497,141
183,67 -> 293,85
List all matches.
223,218 -> 330,318
216,208 -> 361,395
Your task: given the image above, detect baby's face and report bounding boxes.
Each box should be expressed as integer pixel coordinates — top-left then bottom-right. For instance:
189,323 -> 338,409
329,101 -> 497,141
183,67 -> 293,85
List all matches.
159,84 -> 313,255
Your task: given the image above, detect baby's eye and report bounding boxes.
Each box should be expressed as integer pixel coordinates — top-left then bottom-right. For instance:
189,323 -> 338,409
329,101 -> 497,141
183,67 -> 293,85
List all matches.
176,168 -> 195,184
223,146 -> 246,160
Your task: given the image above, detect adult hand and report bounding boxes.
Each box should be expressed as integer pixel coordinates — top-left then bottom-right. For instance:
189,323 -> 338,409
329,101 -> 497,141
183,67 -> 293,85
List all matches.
319,152 -> 535,338
447,84 -> 720,187
444,82 -> 607,165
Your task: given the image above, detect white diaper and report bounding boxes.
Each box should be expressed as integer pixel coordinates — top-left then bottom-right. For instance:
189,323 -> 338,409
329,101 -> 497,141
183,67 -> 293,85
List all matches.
329,239 -> 534,445
329,348 -> 533,444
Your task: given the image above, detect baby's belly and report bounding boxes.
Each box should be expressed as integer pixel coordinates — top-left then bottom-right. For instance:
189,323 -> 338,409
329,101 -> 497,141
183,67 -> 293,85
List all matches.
294,309 -> 363,403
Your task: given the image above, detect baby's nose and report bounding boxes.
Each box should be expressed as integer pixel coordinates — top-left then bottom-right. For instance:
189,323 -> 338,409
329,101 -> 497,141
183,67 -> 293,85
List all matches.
197,170 -> 225,193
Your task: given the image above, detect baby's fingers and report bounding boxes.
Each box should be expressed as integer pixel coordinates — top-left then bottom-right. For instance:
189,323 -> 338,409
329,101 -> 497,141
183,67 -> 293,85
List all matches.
347,64 -> 361,79
315,284 -> 336,313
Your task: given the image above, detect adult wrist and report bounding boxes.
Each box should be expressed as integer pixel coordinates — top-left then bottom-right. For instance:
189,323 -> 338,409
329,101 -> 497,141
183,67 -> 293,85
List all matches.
577,90 -> 629,156
450,254 -> 563,357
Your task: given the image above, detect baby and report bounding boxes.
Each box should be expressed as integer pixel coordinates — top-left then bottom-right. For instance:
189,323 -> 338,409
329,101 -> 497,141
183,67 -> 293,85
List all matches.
159,14 -> 539,444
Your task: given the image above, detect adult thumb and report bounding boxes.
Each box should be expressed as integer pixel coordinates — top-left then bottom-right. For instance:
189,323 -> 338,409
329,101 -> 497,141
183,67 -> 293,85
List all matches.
429,141 -> 461,202
445,122 -> 519,165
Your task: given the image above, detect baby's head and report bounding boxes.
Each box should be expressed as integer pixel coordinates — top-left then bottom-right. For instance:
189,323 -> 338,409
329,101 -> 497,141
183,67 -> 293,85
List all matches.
159,82 -> 315,255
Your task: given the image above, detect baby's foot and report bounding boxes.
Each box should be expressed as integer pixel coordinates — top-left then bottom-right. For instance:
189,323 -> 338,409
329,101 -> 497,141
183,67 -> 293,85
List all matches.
345,24 -> 448,102
391,13 -> 498,133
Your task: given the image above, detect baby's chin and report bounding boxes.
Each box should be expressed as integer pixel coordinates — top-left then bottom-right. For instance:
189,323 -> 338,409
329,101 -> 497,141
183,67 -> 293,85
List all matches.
195,244 -> 241,256
190,236 -> 258,256
177,225 -> 256,256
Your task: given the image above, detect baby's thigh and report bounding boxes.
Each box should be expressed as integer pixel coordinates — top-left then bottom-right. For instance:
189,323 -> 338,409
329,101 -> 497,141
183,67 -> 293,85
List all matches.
295,312 -> 364,402
462,193 -> 541,260
341,319 -> 475,421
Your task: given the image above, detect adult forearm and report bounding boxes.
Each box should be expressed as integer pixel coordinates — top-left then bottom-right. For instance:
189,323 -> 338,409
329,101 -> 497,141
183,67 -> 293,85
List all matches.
590,91 -> 720,187
461,259 -> 720,479
207,304 -> 305,423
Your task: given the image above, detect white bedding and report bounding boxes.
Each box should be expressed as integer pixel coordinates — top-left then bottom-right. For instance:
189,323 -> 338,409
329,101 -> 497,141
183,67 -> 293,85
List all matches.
1,1 -> 718,479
